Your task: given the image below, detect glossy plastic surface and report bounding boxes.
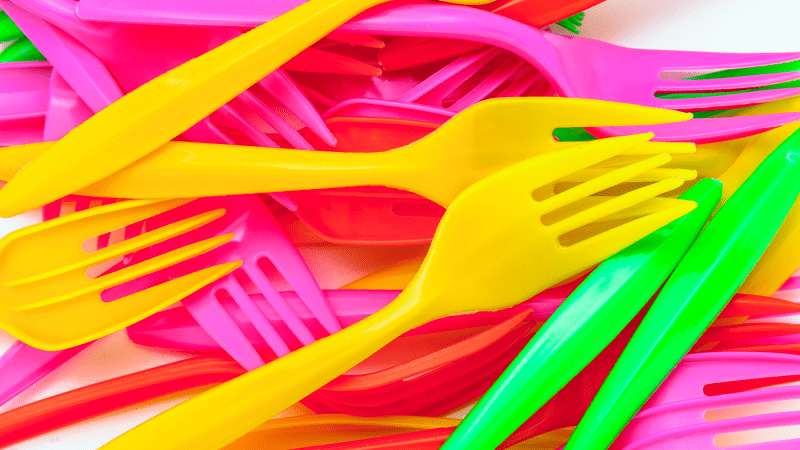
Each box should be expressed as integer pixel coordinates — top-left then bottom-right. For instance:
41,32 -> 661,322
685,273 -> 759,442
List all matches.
442,179 -> 719,450
0,198 -> 241,350
0,0 -> 492,217
0,98 -> 693,202
143,195 -> 339,370
99,135 -> 694,450
565,127 -> 800,450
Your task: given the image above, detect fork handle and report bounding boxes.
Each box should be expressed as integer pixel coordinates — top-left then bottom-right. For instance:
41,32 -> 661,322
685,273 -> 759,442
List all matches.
100,289 -> 431,450
0,141 -> 416,199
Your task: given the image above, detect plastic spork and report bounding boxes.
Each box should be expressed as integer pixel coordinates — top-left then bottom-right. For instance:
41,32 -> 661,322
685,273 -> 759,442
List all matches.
99,133 -> 696,450
0,198 -> 241,350
565,127 -> 800,450
0,98 -> 695,201
0,0 -> 495,217
441,179 -> 721,450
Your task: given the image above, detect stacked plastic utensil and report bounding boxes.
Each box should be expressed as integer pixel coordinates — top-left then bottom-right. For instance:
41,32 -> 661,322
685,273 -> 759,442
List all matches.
0,1 -> 799,449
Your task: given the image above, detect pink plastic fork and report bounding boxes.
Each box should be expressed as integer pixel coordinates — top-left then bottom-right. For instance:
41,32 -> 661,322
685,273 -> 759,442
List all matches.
338,3 -> 800,112
136,195 -> 341,370
609,352 -> 800,449
0,61 -> 48,145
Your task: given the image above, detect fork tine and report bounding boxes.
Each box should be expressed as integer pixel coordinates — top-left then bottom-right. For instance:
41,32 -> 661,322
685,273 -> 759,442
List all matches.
225,274 -> 292,357
244,265 -> 316,345
181,280 -> 268,371
655,51 -> 800,71
593,112 -> 800,144
258,70 -> 336,147
552,177 -> 686,235
42,199 -> 62,221
13,234 -> 237,311
529,133 -> 657,189
396,48 -> 501,103
450,57 -> 527,112
214,105 -> 279,148
565,167 -> 698,184
236,90 -> 313,150
567,199 -> 698,257
658,71 -> 800,93
657,86 -> 800,111
541,153 -> 674,213
497,66 -> 545,98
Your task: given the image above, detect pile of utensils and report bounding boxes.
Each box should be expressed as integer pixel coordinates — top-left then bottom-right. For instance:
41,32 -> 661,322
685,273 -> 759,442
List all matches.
0,0 -> 799,448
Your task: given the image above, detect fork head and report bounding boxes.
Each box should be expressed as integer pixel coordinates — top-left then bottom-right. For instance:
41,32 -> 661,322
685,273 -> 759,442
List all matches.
411,132 -> 697,320
0,198 -> 240,350
405,97 -> 695,206
140,195 -> 340,370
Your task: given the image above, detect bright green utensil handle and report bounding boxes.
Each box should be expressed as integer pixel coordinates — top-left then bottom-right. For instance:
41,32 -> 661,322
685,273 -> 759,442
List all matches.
441,179 -> 721,450
565,128 -> 800,450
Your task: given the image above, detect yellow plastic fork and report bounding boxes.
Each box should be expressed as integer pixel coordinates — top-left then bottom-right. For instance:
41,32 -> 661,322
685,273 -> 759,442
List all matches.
0,0 -> 498,218
0,98 -> 695,204
100,133 -> 696,450
0,199 -> 241,350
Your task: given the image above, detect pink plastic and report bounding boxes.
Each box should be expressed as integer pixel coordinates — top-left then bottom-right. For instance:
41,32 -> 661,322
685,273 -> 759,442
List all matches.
6,0 -> 334,148
127,288 -> 571,354
611,352 -> 800,449
0,61 -> 49,145
339,3 -> 800,112
138,195 -> 341,370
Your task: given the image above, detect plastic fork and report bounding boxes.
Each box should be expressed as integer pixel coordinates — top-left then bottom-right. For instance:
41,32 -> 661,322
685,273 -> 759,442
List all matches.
137,195 -> 340,371
565,127 -> 800,450
0,198 -> 244,350
440,179 -> 720,450
337,3 -> 800,113
0,98 -> 696,203
101,133 -> 696,450
0,0 -> 495,217
612,352 -> 800,449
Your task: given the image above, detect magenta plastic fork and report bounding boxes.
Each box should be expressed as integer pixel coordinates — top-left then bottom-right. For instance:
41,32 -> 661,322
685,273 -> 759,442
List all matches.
0,61 -> 49,145
609,352 -> 800,449
338,2 -> 800,112
135,195 -> 341,370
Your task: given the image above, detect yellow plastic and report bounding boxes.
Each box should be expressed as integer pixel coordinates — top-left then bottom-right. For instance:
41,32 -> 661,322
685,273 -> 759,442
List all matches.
0,199 -> 241,350
0,0 -> 498,218
100,133 -> 696,450
224,414 -> 572,450
0,98 -> 693,206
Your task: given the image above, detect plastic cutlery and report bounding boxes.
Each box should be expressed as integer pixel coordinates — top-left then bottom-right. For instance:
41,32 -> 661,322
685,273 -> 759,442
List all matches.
565,127 -> 800,450
1,292 -> 781,448
613,352 -> 800,449
74,0 -> 602,30
100,133 -> 695,450
0,198 -> 244,350
441,179 -> 720,450
138,195 -> 339,370
337,3 -> 800,112
0,98 -> 695,201
0,0 -> 494,217
0,10 -> 43,62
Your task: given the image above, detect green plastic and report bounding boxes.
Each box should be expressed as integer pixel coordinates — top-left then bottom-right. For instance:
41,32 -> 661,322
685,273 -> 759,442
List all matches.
440,179 -> 722,450
0,11 -> 25,42
565,127 -> 800,450
555,12 -> 585,34
0,37 -> 45,62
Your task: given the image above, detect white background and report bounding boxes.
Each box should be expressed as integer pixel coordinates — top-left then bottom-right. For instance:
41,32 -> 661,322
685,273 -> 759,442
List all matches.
1,0 -> 800,448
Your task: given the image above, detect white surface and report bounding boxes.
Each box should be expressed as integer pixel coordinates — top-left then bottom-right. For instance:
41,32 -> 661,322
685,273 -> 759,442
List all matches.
1,0 -> 800,448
